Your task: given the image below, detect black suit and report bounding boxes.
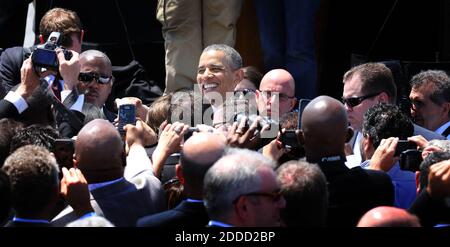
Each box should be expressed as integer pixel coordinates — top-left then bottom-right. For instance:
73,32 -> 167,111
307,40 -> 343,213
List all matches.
408,189 -> 450,227
137,200 -> 208,227
0,46 -> 29,96
0,99 -> 19,119
317,156 -> 395,227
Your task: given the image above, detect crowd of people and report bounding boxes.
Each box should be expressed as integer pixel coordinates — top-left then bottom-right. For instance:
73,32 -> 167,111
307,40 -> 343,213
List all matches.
0,6 -> 449,228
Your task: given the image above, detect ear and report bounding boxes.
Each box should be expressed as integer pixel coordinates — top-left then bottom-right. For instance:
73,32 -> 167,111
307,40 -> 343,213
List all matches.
234,196 -> 249,220
234,69 -> 244,86
289,98 -> 297,111
415,171 -> 421,195
441,102 -> 450,117
80,30 -> 85,43
39,34 -> 45,44
361,134 -> 373,160
175,164 -> 185,184
345,127 -> 354,143
377,92 -> 390,104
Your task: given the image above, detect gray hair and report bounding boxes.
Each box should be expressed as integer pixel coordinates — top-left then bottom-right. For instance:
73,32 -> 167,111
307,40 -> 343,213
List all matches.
80,49 -> 112,68
203,44 -> 242,71
410,70 -> 450,106
427,139 -> 450,152
203,148 -> 276,221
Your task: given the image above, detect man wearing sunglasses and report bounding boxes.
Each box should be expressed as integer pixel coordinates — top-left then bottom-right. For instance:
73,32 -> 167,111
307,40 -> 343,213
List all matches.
342,63 -> 443,167
63,49 -> 116,123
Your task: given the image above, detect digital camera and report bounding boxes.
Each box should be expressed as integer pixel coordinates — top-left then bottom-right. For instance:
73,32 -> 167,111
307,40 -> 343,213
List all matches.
31,32 -> 73,70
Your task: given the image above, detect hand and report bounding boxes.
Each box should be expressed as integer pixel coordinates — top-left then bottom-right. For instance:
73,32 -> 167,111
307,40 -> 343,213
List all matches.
369,137 -> 399,172
408,135 -> 429,150
116,97 -> 149,121
56,48 -> 80,90
262,132 -> 286,161
124,119 -> 157,154
227,116 -> 269,150
16,58 -> 42,99
60,167 -> 94,217
426,160 -> 450,198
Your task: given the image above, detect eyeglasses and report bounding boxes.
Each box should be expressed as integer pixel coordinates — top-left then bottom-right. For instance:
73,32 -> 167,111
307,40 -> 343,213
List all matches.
341,92 -> 381,108
260,91 -> 295,101
78,72 -> 113,85
234,88 -> 256,97
233,189 -> 283,204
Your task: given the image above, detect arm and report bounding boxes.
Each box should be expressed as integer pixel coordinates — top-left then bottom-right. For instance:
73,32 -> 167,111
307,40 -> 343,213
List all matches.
60,167 -> 94,218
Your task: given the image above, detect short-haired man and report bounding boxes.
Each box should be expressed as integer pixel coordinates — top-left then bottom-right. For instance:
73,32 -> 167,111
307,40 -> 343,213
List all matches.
196,44 -> 243,109
342,63 -> 444,166
357,206 -> 421,227
0,7 -> 83,94
203,148 -> 285,227
409,70 -> 450,139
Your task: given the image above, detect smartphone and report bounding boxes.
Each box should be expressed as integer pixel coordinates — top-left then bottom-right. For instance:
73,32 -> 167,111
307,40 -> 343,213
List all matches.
394,140 -> 417,157
297,99 -> 311,129
280,129 -> 298,149
118,104 -> 136,135
54,139 -> 75,170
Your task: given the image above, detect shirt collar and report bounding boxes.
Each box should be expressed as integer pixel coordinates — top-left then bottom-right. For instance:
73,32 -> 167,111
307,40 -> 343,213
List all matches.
88,177 -> 124,191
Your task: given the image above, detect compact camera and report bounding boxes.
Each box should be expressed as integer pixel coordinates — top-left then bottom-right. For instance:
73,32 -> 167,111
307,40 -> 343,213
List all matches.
31,32 -> 73,70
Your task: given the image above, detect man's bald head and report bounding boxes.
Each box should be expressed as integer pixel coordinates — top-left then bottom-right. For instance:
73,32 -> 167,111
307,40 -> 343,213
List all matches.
75,119 -> 124,183
180,132 -> 226,189
357,206 -> 421,227
301,96 -> 351,162
258,69 -> 297,117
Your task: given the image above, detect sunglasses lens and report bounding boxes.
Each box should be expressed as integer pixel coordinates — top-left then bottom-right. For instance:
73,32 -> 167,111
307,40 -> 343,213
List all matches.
78,73 -> 94,83
98,76 -> 111,84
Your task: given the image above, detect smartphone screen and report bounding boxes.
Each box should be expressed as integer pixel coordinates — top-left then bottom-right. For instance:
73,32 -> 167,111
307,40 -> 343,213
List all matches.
297,99 -> 312,129
118,104 -> 136,134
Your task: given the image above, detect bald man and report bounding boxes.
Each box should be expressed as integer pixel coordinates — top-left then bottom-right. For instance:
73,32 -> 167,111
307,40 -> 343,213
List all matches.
298,95 -> 394,226
357,206 -> 421,227
53,119 -> 165,226
138,132 -> 227,227
256,69 -> 297,119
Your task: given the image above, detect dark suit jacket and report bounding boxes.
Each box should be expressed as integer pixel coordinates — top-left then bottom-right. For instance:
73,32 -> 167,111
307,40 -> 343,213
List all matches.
408,189 -> 450,227
52,159 -> 166,227
318,156 -> 395,227
0,46 -> 28,95
0,99 -> 19,119
137,200 -> 209,227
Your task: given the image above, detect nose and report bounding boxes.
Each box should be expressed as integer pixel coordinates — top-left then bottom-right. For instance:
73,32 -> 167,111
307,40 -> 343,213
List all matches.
344,103 -> 353,112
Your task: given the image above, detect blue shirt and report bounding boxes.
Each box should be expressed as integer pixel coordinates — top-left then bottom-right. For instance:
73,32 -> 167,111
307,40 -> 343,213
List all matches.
361,160 -> 416,209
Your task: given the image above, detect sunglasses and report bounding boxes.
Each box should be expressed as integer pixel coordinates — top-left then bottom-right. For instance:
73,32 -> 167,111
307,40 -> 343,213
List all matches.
233,189 -> 283,204
341,92 -> 381,108
78,72 -> 112,84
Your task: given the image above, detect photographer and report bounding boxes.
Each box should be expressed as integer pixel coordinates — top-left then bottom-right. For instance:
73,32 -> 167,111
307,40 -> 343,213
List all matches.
361,104 -> 417,209
0,8 -> 83,95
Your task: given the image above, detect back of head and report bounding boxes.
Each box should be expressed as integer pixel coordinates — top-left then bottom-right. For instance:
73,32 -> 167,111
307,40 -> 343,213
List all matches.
16,85 -> 55,127
203,149 -> 276,222
2,145 -> 59,217
357,206 -> 421,227
410,70 -> 450,106
419,151 -> 450,192
0,119 -> 24,166
39,7 -> 83,47
343,63 -> 397,103
0,169 -> 11,224
75,119 -> 124,183
203,44 -> 242,71
277,160 -> 328,226
66,216 -> 115,227
10,124 -> 59,154
147,93 -> 173,132
301,96 -> 349,161
362,104 -> 414,149
180,132 -> 226,191
242,66 -> 263,89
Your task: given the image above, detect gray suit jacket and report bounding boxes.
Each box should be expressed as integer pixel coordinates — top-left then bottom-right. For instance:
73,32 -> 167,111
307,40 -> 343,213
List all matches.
52,158 -> 166,227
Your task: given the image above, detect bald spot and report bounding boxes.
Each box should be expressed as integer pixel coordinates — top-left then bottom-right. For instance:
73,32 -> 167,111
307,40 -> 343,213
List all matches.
301,96 -> 349,157
75,119 -> 124,175
260,69 -> 295,93
357,206 -> 421,227
183,132 -> 226,166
